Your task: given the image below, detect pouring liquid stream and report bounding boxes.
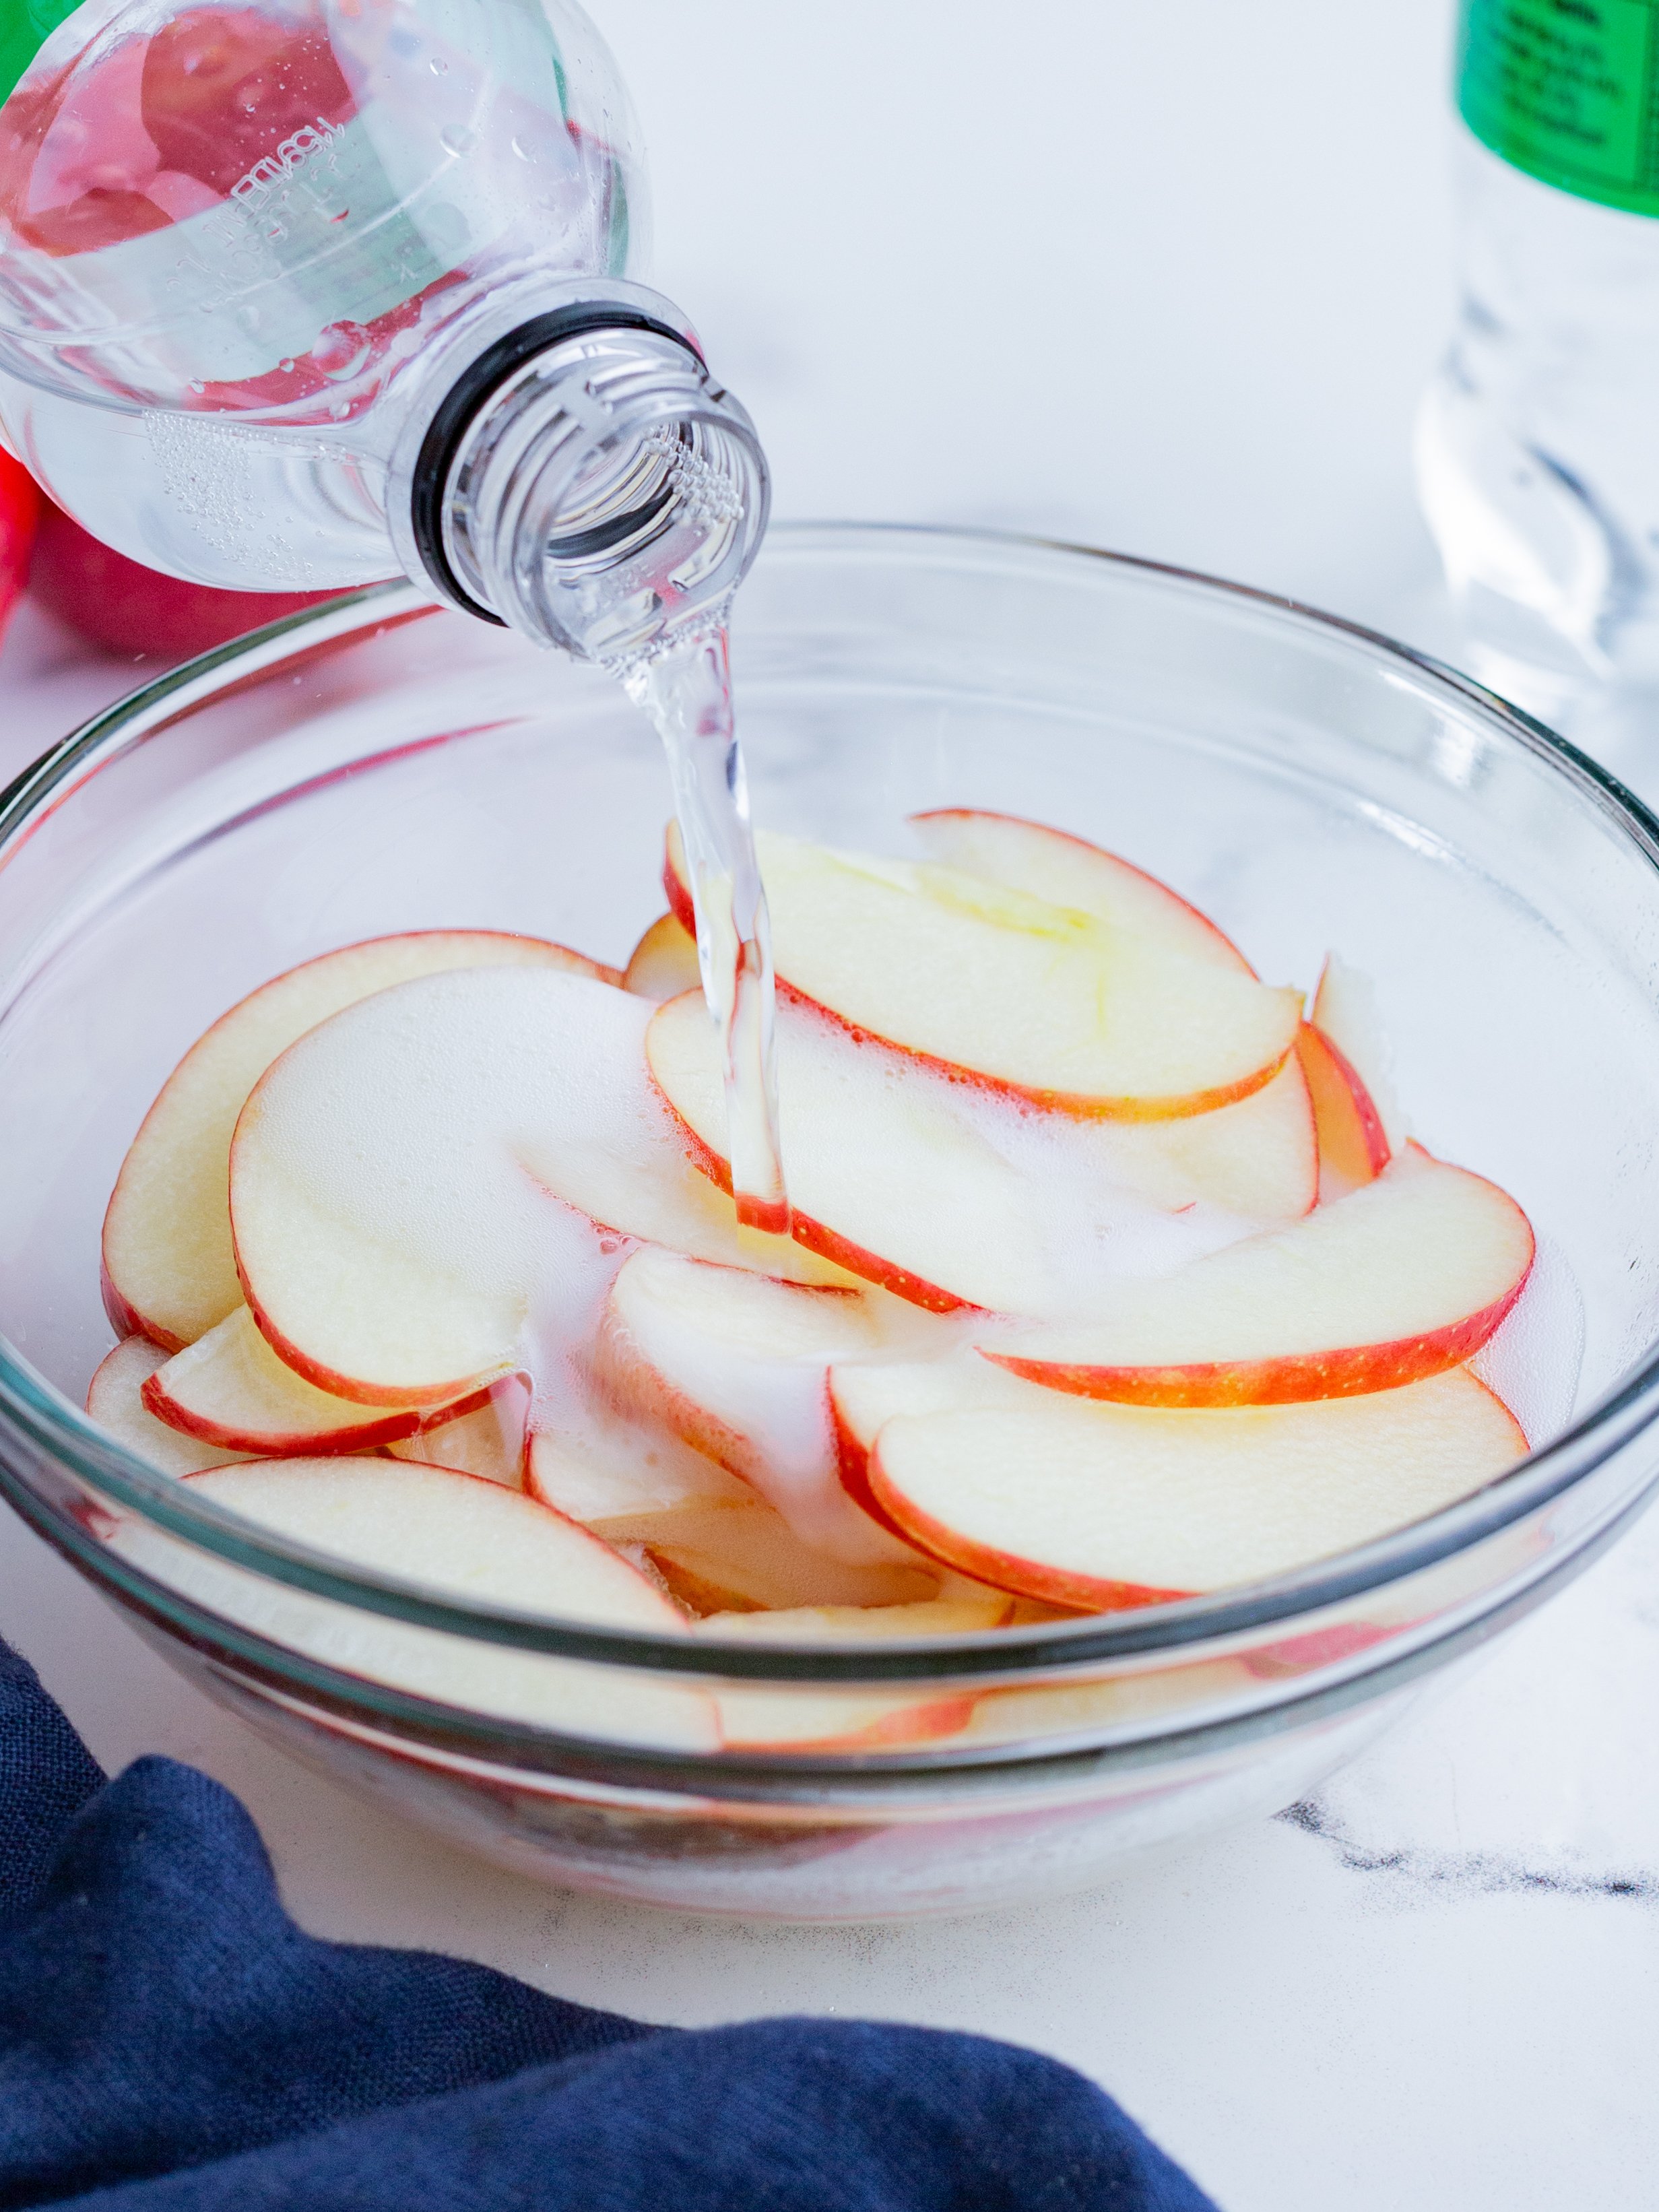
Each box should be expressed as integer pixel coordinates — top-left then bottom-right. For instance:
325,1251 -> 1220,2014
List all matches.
618,622 -> 790,1233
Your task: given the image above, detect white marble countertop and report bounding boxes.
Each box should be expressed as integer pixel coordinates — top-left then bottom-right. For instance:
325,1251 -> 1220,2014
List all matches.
4,2 -> 1658,2206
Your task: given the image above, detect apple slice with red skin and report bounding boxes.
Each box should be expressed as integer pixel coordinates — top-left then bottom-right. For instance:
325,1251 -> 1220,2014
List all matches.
853,1360 -> 1526,1608
86,1337 -> 255,1476
103,930 -> 615,1353
141,1303 -> 511,1456
112,1458 -> 719,1749
1312,955 -> 1405,1152
694,1585 -> 1008,1749
230,966 -> 847,1409
664,825 -> 1302,1120
622,912 -> 702,1003
1295,1020 -> 1391,1194
597,1246 -> 950,1562
981,1145 -> 1534,1407
1072,1051 -> 1317,1222
647,987 -> 1080,1313
711,1683 -> 981,1753
907,809 -> 1254,975
527,1429 -> 938,1613
385,1377 -> 529,1488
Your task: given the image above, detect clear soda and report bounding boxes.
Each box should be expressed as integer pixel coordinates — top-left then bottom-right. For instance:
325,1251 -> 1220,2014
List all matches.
1417,1 -> 1659,724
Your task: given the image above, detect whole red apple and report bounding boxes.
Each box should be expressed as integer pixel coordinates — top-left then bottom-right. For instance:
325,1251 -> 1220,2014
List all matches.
27,502 -> 346,659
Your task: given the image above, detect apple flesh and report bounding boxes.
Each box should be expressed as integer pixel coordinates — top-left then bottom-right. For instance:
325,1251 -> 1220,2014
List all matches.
665,826 -> 1302,1119
982,1146 -> 1534,1406
855,1359 -> 1527,1606
622,912 -> 702,1003
695,1592 -> 1014,1755
597,1246 -> 948,1561
143,1304 -> 467,1455
907,808 -> 1254,974
694,1594 -> 1014,1640
111,1458 -> 719,1748
648,989 -> 1239,1315
86,1336 -> 254,1476
1311,955 -> 1405,1153
103,930 -> 614,1353
385,1377 -> 529,1488
230,965 -> 848,1409
526,1427 -> 939,1612
1064,1051 -> 1317,1223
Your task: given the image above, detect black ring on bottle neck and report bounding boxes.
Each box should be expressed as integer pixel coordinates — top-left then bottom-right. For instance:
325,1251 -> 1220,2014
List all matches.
410,304 -> 701,626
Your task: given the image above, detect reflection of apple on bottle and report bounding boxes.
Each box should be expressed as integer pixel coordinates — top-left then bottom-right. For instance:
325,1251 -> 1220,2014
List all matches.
0,441 -> 335,659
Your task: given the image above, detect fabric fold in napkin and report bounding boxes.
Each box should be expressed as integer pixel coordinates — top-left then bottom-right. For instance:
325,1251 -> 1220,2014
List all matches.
0,1633 -> 1217,2210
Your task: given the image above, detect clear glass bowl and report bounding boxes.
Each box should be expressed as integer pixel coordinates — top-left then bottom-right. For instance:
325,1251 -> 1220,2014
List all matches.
3,524 -> 1659,1922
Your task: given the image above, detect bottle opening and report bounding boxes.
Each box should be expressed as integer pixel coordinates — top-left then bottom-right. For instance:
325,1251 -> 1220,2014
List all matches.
414,306 -> 769,661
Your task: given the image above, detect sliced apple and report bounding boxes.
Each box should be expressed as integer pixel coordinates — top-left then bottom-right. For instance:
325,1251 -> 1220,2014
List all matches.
384,1377 -> 529,1488
694,1594 -> 1015,1640
908,809 -> 1254,974
859,1361 -> 1527,1606
526,1427 -> 937,1612
711,1684 -> 981,1753
694,1613 -> 990,1753
597,1246 -> 949,1560
103,930 -> 612,1353
1072,1051 -> 1317,1222
525,1420 -> 756,1530
143,1305 -> 457,1455
1312,955 -> 1405,1152
665,827 -> 1301,1119
1295,1020 -> 1390,1194
830,1355 -> 1018,1535
112,1458 -> 717,1749
86,1336 -> 254,1476
230,966 -> 847,1408
982,1146 -> 1534,1406
622,912 -> 701,1003
649,989 -> 1090,1313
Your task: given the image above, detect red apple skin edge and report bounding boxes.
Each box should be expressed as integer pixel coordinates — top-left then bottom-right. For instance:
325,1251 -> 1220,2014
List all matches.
830,1400 -> 918,1544
232,1270 -> 514,1409
980,1282 -> 1531,1410
100,1256 -> 185,1355
644,1062 -> 979,1315
659,841 -> 1293,1125
139,1363 -> 520,1458
907,808 -> 1260,977
1295,1020 -> 1391,1185
28,501 -> 352,660
865,1443 -> 1193,1613
0,450 -> 40,644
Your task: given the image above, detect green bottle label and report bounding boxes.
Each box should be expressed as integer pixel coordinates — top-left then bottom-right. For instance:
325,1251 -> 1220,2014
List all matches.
1458,0 -> 1659,214
1,1 -> 84,105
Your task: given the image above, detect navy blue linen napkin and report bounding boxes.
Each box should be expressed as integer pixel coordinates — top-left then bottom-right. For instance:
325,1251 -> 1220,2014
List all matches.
0,1633 -> 1218,2210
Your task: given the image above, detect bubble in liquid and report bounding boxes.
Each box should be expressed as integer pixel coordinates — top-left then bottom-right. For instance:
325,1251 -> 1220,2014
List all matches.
511,134 -> 538,162
429,55 -> 448,73
441,125 -> 477,157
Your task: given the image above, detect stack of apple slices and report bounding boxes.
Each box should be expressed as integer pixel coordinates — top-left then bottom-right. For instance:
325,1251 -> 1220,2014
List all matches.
87,811 -> 1536,1751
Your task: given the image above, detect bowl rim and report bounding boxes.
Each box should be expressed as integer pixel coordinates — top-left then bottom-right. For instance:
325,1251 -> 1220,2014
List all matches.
5,519 -> 1659,1687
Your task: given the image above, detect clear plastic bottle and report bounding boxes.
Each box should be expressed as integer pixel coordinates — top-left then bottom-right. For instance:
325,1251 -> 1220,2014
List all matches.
1417,1 -> 1659,723
0,1 -> 768,663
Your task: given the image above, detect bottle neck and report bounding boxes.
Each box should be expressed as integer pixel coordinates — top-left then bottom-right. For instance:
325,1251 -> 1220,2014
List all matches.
395,294 -> 769,664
